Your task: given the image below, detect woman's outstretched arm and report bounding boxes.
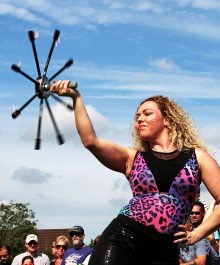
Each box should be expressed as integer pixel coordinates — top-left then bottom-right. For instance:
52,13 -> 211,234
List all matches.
50,80 -> 135,175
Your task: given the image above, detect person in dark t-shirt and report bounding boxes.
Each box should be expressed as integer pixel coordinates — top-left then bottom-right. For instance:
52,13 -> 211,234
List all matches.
61,226 -> 92,265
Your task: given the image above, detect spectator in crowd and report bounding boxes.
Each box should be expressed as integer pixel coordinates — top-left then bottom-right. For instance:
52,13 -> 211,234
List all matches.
11,234 -> 50,265
190,201 -> 219,252
190,201 -> 206,229
175,198 -> 220,248
0,244 -> 12,265
179,218 -> 220,265
51,236 -> 69,265
21,256 -> 34,265
61,226 -> 93,265
93,236 -> 101,248
50,242 -> 57,265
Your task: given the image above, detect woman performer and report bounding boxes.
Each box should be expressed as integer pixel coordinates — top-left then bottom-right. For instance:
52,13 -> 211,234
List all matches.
50,80 -> 220,265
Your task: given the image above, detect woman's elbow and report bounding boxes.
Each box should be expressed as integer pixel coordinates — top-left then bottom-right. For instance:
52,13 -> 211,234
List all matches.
80,135 -> 97,149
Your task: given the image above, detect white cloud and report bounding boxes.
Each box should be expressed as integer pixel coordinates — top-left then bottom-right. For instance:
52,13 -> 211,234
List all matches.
150,58 -> 180,71
19,101 -> 114,144
11,166 -> 52,183
129,1 -> 164,13
177,0 -> 220,10
109,198 -> 128,207
200,125 -> 220,148
70,63 -> 220,100
0,3 -> 50,26
107,2 -> 125,10
2,1 -> 220,41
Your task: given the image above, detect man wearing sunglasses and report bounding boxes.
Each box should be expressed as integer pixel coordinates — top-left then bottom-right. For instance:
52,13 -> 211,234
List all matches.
11,234 -> 50,265
190,201 -> 206,229
61,226 -> 93,265
179,201 -> 220,265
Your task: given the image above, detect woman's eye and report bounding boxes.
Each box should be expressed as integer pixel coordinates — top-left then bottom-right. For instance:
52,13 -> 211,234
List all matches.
144,111 -> 152,116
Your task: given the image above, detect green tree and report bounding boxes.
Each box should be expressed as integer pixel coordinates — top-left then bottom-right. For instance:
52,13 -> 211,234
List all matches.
0,201 -> 38,256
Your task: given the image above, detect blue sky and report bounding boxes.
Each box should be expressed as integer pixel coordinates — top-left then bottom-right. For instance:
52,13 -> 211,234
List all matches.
1,0 -> 220,243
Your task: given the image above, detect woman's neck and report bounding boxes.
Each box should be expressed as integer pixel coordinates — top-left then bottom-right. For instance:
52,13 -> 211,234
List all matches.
55,258 -> 62,265
149,143 -> 177,153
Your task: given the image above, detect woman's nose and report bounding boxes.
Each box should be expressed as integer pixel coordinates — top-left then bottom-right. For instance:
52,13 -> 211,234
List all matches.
137,114 -> 144,122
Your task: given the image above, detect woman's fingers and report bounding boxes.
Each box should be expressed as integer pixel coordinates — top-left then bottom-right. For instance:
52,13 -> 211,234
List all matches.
173,231 -> 188,243
50,80 -> 73,96
173,231 -> 192,245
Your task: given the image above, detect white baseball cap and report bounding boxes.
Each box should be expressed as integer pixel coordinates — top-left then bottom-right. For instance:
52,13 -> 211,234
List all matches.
25,234 -> 38,243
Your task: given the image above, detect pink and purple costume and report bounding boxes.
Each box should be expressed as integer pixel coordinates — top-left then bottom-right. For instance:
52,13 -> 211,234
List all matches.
120,149 -> 201,234
89,149 -> 201,265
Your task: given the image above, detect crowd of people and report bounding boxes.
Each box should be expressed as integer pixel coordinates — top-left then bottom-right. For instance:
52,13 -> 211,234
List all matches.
0,201 -> 219,265
0,225 -> 97,265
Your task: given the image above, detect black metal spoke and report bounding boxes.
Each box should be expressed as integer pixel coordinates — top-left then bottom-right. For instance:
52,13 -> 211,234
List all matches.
48,58 -> 73,82
42,29 -> 60,78
49,93 -> 73,111
28,31 -> 41,77
11,92 -> 40,119
35,98 -> 44,150
11,64 -> 40,86
45,97 -> 64,145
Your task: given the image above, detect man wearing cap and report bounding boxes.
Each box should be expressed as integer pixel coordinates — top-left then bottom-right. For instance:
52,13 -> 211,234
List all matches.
61,226 -> 93,265
11,234 -> 50,265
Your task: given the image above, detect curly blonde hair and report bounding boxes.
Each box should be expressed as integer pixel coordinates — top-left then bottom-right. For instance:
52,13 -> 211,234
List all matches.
132,95 -> 207,151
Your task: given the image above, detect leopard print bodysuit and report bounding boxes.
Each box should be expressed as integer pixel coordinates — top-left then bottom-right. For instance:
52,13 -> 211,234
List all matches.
119,150 -> 201,235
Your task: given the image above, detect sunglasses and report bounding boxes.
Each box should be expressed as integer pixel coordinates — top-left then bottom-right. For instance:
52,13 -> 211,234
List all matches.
28,241 -> 38,246
0,255 -> 8,258
55,245 -> 67,250
190,211 -> 201,215
69,232 -> 82,237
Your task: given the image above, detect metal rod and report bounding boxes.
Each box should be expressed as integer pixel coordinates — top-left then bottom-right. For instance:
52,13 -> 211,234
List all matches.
34,98 -> 44,150
49,93 -> 73,110
11,64 -> 40,86
28,31 -> 41,77
48,58 -> 73,82
11,92 -> 40,119
44,97 -> 64,145
42,29 -> 60,78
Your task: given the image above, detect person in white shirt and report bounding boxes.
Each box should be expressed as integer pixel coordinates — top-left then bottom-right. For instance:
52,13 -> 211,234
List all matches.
11,234 -> 50,265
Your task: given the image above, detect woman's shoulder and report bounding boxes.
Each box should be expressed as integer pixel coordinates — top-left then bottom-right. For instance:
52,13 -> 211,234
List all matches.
195,148 -> 214,159
194,148 -> 219,167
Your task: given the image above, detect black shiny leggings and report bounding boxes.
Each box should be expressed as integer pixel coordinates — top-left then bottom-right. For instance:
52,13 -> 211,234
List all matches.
88,215 -> 179,265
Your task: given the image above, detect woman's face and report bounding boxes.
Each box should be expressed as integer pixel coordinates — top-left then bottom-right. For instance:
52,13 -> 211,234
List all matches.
135,100 -> 168,141
22,258 -> 34,265
55,240 -> 67,258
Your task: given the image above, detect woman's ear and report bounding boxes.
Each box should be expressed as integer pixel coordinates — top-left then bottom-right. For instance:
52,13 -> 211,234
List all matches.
163,118 -> 169,126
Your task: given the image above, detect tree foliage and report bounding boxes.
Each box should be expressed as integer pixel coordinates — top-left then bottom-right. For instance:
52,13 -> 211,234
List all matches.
0,201 -> 38,256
